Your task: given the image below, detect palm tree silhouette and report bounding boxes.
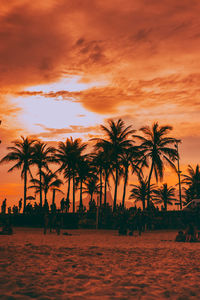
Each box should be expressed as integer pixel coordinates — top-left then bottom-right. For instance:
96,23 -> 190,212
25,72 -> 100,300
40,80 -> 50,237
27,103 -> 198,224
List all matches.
181,164 -> 200,199
92,119 -> 134,211
76,156 -> 94,210
91,151 -> 104,207
32,141 -> 56,207
0,136 -> 36,212
154,183 -> 176,211
56,138 -> 87,212
134,122 -> 178,209
83,175 -> 100,203
120,146 -> 140,208
29,170 -> 63,206
129,176 -> 156,210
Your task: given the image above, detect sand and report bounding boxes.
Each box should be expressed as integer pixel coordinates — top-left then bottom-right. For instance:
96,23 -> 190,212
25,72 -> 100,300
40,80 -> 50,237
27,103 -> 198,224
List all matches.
0,228 -> 200,300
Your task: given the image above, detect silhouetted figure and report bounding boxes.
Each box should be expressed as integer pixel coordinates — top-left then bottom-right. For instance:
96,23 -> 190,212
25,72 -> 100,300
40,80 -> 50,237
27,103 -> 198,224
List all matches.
65,198 -> 70,212
12,205 -> 18,214
175,230 -> 186,242
60,198 -> 65,213
55,212 -> 62,235
1,198 -> 7,214
135,209 -> 144,236
18,198 -> 22,213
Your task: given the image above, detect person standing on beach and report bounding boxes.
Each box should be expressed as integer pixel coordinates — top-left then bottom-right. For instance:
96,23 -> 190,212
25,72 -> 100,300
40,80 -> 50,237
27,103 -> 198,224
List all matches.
1,198 -> 7,214
18,198 -> 22,213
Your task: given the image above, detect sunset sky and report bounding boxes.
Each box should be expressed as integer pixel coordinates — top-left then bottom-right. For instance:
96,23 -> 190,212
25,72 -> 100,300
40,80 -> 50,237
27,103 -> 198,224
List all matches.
1,0 -> 200,205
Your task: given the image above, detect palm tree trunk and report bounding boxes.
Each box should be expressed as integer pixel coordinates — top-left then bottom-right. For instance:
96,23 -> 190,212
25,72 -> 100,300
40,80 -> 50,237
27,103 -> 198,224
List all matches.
79,180 -> 83,209
164,199 -> 167,211
72,172 -> 75,213
90,192 -> 93,202
113,168 -> 119,211
99,170 -> 103,207
66,174 -> 71,202
23,169 -> 27,213
104,172 -> 108,205
39,167 -> 42,207
147,162 -> 154,209
142,198 -> 145,211
122,167 -> 128,208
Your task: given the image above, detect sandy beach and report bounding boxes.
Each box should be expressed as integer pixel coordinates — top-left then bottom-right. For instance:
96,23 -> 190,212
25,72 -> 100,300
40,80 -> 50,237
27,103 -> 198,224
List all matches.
0,229 -> 200,299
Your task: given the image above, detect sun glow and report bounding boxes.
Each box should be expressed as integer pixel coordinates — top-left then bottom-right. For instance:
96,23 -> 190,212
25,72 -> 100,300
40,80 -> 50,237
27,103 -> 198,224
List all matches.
9,76 -> 109,140
13,95 -> 104,140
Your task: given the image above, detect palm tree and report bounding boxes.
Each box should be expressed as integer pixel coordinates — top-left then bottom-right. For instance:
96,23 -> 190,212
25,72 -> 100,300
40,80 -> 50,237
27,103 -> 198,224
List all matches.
120,146 -> 140,208
56,138 -> 87,212
91,151 -> 104,207
92,119 -> 135,211
134,122 -> 178,209
129,176 -> 156,210
181,165 -> 200,199
0,136 -> 36,212
32,141 -> 56,207
76,156 -> 93,210
154,183 -> 176,211
83,176 -> 100,203
29,170 -> 63,206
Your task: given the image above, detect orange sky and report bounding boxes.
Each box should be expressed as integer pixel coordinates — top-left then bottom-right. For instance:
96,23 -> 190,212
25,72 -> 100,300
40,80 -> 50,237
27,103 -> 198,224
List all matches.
0,0 -> 200,207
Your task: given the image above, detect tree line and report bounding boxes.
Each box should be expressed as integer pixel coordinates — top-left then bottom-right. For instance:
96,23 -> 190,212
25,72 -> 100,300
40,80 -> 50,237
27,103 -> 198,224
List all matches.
1,119 -> 199,213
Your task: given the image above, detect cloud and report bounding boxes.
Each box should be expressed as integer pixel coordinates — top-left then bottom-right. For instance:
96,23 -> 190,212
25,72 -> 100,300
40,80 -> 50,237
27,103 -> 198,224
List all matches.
30,124 -> 101,139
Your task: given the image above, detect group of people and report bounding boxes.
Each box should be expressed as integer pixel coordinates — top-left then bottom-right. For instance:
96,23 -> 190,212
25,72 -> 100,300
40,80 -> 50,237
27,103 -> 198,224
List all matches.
175,223 -> 200,242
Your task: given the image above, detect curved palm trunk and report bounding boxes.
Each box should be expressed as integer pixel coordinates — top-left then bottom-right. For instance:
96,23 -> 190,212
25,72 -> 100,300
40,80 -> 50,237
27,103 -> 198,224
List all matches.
147,162 -> 154,209
113,168 -> 119,211
72,172 -> 75,213
122,167 -> 128,208
39,167 -> 42,207
79,180 -> 83,209
23,169 -> 27,213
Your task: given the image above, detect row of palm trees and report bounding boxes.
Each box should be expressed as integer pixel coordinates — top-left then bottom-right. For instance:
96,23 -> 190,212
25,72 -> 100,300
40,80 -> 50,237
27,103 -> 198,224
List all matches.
1,118 -> 199,213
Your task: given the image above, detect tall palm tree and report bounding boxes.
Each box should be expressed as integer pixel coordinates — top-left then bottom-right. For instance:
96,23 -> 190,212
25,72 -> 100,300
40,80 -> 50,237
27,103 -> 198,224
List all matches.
120,146 -> 140,208
129,176 -> 156,210
32,141 -> 56,207
0,136 -> 36,212
181,165 -> 200,199
56,138 -> 87,212
91,151 -> 104,207
153,183 -> 176,211
92,119 -> 135,211
76,155 -> 93,210
29,170 -> 63,205
134,122 -> 178,209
